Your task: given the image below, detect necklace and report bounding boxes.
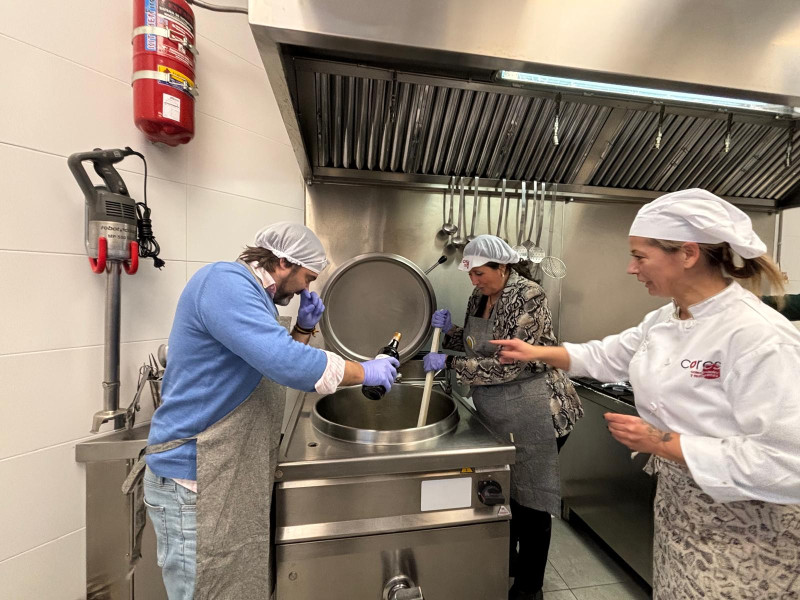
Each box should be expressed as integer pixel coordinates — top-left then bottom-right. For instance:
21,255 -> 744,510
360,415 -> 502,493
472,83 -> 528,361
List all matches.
487,293 -> 500,310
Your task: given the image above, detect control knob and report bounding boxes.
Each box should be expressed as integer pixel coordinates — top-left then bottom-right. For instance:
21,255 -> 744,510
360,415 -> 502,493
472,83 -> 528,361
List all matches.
477,480 -> 505,506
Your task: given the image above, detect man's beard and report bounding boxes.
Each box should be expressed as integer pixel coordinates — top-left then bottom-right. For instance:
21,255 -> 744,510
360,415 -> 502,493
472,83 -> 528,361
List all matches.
273,266 -> 301,306
273,280 -> 295,306
273,293 -> 293,306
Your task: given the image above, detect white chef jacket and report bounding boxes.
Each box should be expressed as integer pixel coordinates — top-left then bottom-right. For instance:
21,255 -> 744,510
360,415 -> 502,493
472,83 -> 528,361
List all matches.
564,282 -> 800,505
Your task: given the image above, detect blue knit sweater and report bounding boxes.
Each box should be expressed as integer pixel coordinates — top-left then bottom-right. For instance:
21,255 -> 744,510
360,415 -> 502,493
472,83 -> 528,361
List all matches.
146,262 -> 327,479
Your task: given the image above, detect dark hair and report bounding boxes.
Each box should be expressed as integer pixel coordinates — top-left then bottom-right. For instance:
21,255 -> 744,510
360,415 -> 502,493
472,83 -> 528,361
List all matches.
483,260 -> 535,281
238,246 -> 298,273
646,239 -> 785,296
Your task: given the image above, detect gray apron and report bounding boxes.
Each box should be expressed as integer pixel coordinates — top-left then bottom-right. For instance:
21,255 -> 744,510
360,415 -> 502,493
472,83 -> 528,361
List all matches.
123,261 -> 288,599
465,312 -> 561,515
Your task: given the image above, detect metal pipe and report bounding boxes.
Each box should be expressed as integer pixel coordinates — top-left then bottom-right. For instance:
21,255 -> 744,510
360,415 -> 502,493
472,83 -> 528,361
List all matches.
103,262 -> 124,429
186,0 -> 247,14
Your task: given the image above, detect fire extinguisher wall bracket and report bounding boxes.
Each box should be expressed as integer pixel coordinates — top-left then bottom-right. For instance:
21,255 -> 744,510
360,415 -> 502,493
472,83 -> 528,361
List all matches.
132,70 -> 199,98
89,237 -> 108,274
132,25 -> 198,56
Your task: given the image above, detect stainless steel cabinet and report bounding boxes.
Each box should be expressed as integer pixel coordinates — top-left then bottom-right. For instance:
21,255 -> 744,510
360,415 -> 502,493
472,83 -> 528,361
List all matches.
559,384 -> 656,585
77,426 -> 168,600
276,521 -> 508,599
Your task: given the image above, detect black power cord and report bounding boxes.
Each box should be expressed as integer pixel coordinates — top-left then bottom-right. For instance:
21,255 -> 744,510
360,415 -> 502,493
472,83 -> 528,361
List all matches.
125,147 -> 165,269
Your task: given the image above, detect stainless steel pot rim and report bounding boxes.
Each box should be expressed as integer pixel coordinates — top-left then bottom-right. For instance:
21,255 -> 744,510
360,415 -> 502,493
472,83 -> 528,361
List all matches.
310,396 -> 459,445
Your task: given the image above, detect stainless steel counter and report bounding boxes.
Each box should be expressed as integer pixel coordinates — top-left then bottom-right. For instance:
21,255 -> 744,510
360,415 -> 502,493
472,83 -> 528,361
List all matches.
75,423 -> 150,462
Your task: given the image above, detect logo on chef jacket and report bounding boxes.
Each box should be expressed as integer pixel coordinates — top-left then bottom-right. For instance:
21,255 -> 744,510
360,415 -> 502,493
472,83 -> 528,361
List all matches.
680,359 -> 721,379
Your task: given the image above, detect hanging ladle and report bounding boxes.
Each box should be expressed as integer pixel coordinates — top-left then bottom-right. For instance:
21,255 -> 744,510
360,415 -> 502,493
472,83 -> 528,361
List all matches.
439,176 -> 458,236
522,181 -> 538,257
452,177 -> 468,248
495,178 -> 508,243
511,181 -> 528,259
528,181 -> 546,264
466,176 -> 480,243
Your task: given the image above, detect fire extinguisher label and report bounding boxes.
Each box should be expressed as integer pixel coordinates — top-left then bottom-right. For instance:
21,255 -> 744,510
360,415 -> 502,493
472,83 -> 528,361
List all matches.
158,0 -> 194,34
163,93 -> 181,122
144,0 -> 158,51
156,0 -> 195,69
140,0 -> 196,70
157,65 -> 195,97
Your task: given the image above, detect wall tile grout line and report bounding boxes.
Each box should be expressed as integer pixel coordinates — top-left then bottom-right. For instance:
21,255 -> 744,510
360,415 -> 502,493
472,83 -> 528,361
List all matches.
0,141 -> 69,161
0,338 -> 169,358
0,140 -> 185,186
0,248 -> 188,261
0,141 -> 301,210
0,34 -> 293,148
185,183 -> 307,211
195,111 -> 293,148
196,32 -> 264,70
0,527 -> 85,565
1,8 -> 262,71
0,422 -> 159,463
0,32 -> 129,86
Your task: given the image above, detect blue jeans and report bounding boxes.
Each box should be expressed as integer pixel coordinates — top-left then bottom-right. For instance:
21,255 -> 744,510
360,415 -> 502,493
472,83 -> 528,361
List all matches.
144,466 -> 197,600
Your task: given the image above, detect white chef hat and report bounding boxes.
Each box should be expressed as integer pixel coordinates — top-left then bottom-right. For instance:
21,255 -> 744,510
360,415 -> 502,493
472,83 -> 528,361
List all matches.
253,222 -> 328,274
458,234 -> 521,271
629,188 -> 767,259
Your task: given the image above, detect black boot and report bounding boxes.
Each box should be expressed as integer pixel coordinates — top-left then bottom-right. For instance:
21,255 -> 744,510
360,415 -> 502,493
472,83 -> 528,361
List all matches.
508,584 -> 543,600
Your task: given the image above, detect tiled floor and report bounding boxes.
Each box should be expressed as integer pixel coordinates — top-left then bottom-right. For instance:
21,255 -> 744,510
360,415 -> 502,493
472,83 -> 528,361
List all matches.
540,517 -> 652,600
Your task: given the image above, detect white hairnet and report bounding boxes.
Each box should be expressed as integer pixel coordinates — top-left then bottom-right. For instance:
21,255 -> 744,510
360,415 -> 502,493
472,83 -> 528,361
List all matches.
458,234 -> 521,271
253,222 -> 328,274
629,188 -> 767,259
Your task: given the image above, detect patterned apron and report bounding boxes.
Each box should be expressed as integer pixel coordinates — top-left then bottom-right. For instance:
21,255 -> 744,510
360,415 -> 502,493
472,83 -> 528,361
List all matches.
124,262 -> 288,599
646,456 -> 800,599
464,312 -> 561,515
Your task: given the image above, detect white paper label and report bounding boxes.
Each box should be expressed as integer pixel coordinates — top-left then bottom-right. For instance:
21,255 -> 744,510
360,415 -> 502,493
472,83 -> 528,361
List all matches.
420,477 -> 472,512
162,93 -> 181,121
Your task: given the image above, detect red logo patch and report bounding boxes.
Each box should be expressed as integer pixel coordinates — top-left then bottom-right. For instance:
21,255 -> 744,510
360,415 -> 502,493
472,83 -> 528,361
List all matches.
681,359 -> 721,379
702,363 -> 720,379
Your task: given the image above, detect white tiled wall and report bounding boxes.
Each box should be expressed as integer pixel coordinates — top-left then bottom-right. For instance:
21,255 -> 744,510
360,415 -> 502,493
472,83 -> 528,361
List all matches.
0,1 -> 303,596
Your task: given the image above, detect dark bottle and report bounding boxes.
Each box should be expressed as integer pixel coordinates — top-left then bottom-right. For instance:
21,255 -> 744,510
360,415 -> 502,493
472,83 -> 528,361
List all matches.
362,332 -> 402,400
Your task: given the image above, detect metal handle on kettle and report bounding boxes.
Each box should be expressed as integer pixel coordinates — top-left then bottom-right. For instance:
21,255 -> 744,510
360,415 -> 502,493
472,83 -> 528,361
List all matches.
392,587 -> 423,600
383,575 -> 423,600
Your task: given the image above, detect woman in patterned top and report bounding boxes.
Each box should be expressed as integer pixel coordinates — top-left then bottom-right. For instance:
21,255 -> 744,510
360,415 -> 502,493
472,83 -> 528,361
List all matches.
423,234 -> 582,600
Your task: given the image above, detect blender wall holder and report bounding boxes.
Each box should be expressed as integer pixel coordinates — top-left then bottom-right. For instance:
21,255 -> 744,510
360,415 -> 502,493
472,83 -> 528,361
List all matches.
68,148 -> 142,432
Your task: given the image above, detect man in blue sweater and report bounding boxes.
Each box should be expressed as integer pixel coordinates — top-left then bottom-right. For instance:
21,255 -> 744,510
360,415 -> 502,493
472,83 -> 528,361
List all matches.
141,222 -> 398,599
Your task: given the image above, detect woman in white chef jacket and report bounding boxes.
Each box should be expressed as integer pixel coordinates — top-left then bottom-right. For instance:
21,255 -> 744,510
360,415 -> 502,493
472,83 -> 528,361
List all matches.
490,188 -> 800,599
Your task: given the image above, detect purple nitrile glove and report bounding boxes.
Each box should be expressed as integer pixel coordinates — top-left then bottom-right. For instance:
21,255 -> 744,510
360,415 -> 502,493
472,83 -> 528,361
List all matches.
431,309 -> 452,334
423,352 -> 447,372
361,357 -> 400,391
297,290 -> 325,329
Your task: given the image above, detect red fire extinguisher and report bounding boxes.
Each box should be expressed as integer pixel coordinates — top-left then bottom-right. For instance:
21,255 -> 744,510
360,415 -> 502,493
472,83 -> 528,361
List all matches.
132,0 -> 198,146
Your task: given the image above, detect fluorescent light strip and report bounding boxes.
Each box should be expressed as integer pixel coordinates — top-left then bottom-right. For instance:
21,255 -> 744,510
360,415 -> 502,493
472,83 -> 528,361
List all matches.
498,70 -> 800,117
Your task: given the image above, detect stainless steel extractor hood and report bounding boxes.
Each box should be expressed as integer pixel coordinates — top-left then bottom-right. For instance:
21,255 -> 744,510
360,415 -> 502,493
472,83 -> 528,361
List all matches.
250,0 -> 800,208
